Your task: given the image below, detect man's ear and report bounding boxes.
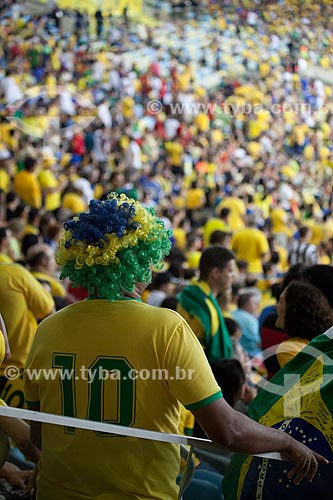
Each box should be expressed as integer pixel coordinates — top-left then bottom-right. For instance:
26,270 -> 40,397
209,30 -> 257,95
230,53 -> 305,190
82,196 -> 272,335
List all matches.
210,267 -> 221,280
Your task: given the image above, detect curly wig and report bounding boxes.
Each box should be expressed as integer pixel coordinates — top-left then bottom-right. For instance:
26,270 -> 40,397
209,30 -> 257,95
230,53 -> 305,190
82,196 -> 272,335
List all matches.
56,192 -> 172,301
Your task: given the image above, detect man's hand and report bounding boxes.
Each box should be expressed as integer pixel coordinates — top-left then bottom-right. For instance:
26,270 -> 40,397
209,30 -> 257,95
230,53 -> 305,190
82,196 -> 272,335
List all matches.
0,461 -> 32,489
282,438 -> 329,485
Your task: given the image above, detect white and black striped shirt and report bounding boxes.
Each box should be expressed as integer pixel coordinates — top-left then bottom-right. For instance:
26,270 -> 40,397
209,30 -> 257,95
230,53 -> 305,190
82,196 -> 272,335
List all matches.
288,240 -> 318,266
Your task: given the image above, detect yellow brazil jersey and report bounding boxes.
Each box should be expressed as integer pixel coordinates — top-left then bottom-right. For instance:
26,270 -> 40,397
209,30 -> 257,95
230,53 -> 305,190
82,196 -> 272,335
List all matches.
203,218 -> 229,246
216,197 -> 246,232
13,170 -> 42,209
232,228 -> 269,274
38,169 -> 61,211
24,300 -> 221,500
62,192 -> 86,214
0,265 -> 53,376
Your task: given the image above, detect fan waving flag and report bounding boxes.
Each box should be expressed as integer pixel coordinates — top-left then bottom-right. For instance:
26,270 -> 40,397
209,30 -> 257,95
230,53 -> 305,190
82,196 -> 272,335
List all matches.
223,327 -> 333,500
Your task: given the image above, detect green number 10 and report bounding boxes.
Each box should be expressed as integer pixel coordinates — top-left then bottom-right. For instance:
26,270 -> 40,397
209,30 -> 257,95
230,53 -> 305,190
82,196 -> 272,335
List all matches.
52,353 -> 136,436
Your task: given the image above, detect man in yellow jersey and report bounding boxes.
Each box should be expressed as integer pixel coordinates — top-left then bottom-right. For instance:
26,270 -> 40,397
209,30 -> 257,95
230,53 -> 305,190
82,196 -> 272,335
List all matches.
215,191 -> 246,232
13,157 -> 42,209
0,263 -> 54,408
25,194 -> 327,500
203,207 -> 231,247
232,214 -> 269,275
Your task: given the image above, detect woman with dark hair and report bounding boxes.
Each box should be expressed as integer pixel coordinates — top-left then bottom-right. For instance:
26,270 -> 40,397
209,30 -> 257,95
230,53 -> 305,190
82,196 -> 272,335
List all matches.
276,281 -> 333,367
259,263 -> 308,378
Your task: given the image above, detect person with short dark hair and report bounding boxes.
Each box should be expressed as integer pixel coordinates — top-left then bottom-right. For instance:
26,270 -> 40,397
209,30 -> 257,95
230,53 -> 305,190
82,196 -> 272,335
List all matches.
209,230 -> 232,248
177,246 -> 236,363
203,207 -> 231,246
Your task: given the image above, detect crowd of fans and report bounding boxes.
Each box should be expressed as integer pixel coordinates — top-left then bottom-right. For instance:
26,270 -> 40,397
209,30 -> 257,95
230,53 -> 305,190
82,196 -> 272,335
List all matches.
0,0 -> 333,498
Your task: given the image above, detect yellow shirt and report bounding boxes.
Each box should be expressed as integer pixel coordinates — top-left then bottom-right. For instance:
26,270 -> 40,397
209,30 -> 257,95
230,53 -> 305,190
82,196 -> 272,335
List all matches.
186,251 -> 201,270
173,228 -> 187,250
38,169 -> 61,211
121,96 -> 135,119
232,228 -> 269,274
185,188 -> 206,210
0,264 -> 53,374
270,207 -> 288,234
195,113 -> 210,133
165,142 -> 183,167
203,218 -> 229,246
0,170 -> 10,194
216,197 -> 246,232
0,254 -> 13,264
25,300 -> 221,500
304,220 -> 323,246
276,338 -> 309,368
62,193 -> 86,214
13,170 -> 42,209
277,245 -> 288,273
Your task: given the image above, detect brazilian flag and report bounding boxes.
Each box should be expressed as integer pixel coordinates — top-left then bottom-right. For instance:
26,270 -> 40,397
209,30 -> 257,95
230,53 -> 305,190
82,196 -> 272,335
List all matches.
223,327 -> 333,500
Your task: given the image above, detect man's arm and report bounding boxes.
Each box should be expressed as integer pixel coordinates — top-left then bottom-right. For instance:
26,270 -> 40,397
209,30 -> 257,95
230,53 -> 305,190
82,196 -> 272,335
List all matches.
192,398 -> 328,485
0,416 -> 40,463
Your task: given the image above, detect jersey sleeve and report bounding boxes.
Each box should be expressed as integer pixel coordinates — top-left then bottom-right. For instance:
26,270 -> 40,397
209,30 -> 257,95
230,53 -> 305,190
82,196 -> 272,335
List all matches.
164,319 -> 222,411
19,266 -> 54,319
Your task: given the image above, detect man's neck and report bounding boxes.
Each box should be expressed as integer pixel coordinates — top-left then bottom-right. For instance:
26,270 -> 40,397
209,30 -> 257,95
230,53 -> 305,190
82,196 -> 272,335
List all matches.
200,278 -> 219,298
123,285 -> 143,301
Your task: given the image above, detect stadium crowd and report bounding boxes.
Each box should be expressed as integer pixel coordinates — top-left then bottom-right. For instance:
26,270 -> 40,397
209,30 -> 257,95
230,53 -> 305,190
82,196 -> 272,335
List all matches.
0,0 -> 332,498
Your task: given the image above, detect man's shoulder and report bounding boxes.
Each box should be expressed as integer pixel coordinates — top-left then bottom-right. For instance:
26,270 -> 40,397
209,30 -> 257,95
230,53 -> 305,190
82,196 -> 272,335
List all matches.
0,262 -> 28,278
